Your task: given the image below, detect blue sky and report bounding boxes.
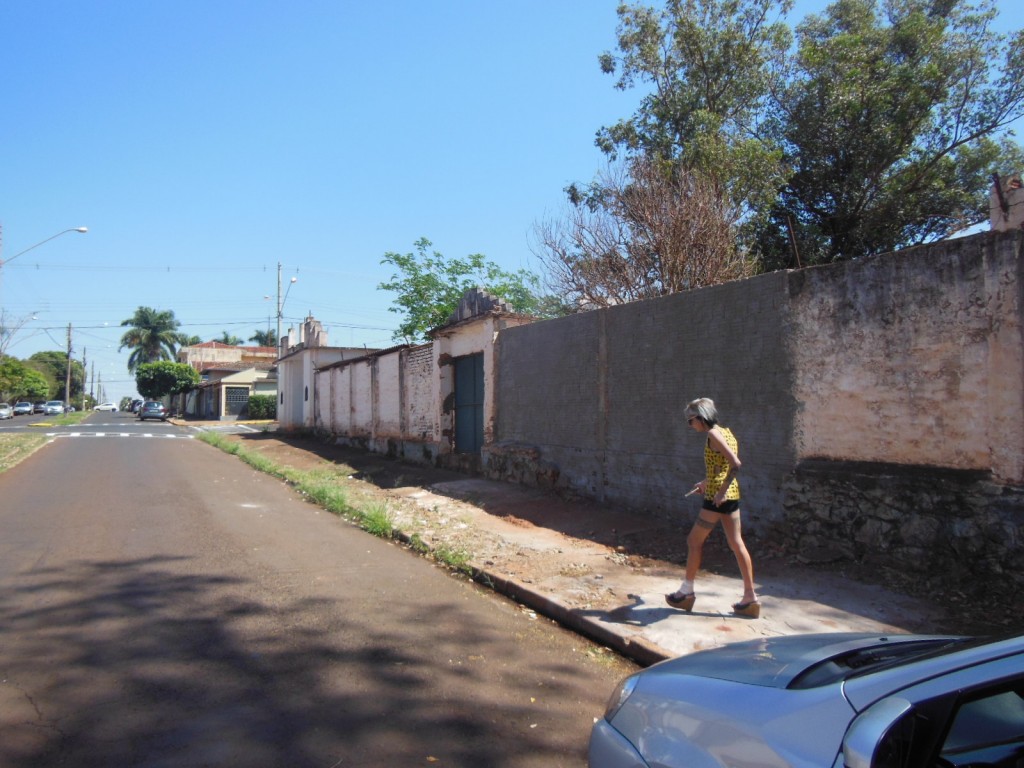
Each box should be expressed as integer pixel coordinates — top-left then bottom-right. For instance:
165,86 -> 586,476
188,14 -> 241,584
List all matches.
1,0 -> 1020,404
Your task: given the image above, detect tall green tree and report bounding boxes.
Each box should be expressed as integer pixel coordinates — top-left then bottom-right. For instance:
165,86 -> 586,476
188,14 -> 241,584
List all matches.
26,351 -> 85,401
378,238 -> 547,343
23,354 -> 57,398
0,358 -> 50,401
594,0 -> 1024,270
134,361 -> 200,400
761,0 -> 1024,266
597,0 -> 792,224
119,307 -> 184,374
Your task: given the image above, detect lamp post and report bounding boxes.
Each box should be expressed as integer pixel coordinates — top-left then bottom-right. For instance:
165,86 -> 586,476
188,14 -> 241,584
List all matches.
0,227 -> 87,363
1,226 -> 88,271
275,262 -> 297,356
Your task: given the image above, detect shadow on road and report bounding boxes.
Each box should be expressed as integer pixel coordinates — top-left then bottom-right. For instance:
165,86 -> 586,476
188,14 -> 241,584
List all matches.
0,554 -> 595,767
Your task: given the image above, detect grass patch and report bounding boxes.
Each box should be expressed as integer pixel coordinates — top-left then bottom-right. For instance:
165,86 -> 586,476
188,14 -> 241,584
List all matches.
51,411 -> 92,426
359,501 -> 394,537
432,545 -> 473,573
27,411 -> 92,428
0,433 -> 50,473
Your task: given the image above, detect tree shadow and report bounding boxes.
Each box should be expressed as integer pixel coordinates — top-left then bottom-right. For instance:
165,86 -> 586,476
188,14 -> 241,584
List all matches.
0,555 -> 599,767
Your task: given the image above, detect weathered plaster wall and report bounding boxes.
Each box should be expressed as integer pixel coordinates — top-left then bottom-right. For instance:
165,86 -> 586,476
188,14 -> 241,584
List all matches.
375,353 -> 402,438
787,233 -> 1023,482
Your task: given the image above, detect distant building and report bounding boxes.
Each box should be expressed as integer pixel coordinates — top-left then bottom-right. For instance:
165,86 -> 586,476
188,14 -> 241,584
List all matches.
177,341 -> 279,420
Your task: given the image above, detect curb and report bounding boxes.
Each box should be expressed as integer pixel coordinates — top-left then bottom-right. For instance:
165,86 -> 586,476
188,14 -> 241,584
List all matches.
393,530 -> 671,667
480,569 -> 672,667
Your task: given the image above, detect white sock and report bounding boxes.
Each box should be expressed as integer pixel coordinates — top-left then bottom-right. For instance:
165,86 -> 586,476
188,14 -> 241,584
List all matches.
678,579 -> 693,595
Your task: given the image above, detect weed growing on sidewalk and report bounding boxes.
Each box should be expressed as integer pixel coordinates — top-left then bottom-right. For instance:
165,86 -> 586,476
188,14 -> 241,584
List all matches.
432,545 -> 472,574
360,501 -> 394,537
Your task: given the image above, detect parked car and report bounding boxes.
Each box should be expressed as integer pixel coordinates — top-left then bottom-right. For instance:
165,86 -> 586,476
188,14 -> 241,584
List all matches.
589,631 -> 1024,768
0,403 -> 12,420
94,402 -> 118,412
138,401 -> 169,421
130,399 -> 143,413
44,400 -> 64,415
33,402 -> 46,413
13,401 -> 33,416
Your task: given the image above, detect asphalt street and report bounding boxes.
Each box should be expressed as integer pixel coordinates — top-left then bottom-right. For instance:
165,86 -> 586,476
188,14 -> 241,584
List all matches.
0,412 -> 636,767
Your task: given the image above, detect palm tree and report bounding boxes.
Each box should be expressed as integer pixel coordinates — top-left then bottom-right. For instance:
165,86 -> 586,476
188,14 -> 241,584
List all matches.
217,331 -> 244,345
119,306 -> 183,373
249,329 -> 277,347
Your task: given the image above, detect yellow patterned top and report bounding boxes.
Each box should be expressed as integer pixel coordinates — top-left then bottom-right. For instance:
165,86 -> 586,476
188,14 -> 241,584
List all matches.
704,427 -> 740,501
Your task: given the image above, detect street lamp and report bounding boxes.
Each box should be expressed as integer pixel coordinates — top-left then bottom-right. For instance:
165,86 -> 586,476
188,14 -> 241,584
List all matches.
1,226 -> 88,269
0,227 -> 87,363
275,262 -> 297,355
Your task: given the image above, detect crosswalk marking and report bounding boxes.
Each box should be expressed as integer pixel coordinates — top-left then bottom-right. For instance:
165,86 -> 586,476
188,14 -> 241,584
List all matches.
46,432 -> 194,439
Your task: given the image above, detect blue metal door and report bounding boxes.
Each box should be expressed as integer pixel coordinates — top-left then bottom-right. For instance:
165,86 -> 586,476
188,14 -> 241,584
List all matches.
453,353 -> 484,454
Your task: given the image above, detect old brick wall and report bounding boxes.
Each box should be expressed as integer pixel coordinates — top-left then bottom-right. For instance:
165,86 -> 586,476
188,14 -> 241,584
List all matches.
403,344 -> 436,442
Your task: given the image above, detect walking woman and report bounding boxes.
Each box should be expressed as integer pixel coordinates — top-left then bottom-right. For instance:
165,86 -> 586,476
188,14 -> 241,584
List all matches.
665,398 -> 760,618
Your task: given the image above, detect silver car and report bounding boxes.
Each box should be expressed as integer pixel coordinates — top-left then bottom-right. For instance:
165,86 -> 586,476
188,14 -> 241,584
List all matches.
0,403 -> 12,420
590,631 -> 1024,768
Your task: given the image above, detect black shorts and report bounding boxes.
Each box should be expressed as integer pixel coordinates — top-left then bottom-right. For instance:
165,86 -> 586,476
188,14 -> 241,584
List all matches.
702,499 -> 740,514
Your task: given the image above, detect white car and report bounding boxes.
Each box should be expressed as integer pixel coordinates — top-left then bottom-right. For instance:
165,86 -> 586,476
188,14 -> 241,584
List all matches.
590,631 -> 1024,767
44,400 -> 65,415
94,402 -> 119,412
0,403 -> 13,420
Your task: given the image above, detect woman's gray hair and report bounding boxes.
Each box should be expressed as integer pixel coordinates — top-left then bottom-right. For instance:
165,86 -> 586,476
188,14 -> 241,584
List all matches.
685,397 -> 718,427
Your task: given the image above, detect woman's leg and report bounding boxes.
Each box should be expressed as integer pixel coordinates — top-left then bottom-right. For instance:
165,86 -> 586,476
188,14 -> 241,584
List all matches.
720,511 -> 756,603
685,511 -> 719,585
667,511 -> 718,608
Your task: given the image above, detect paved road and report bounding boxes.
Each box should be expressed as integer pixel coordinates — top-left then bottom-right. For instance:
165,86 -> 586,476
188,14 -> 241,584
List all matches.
0,413 -> 635,767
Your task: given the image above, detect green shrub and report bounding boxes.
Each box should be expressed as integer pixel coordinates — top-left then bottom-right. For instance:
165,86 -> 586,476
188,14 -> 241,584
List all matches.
248,394 -> 277,420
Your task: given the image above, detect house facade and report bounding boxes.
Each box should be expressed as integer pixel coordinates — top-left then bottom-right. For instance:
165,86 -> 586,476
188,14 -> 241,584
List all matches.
177,341 -> 278,420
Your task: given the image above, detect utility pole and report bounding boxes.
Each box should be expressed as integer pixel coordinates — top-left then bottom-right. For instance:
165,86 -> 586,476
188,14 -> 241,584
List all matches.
81,347 -> 87,410
65,323 -> 73,412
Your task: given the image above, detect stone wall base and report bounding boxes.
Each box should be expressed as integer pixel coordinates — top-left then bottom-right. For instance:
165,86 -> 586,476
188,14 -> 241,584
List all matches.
773,459 -> 1024,603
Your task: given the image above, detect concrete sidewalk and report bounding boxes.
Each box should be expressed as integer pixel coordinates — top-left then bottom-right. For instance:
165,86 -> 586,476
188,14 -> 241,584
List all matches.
387,475 -> 954,666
